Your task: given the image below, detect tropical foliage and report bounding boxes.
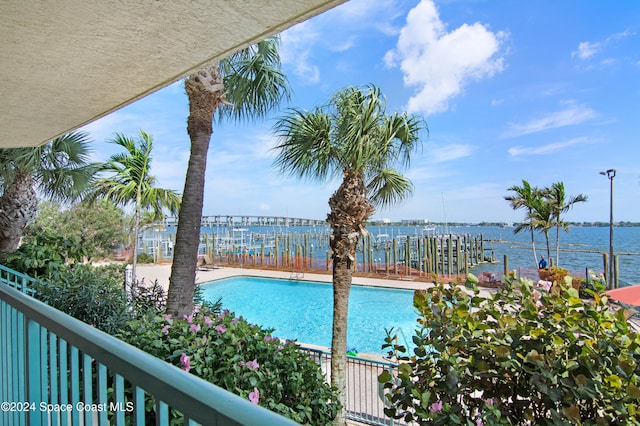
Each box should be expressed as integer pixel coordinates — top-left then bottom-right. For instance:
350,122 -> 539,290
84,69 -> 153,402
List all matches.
167,37 -> 290,317
118,308 -> 340,425
32,264 -> 130,335
31,199 -> 128,260
505,181 -> 587,267
380,275 -> 640,425
0,132 -> 96,261
86,131 -> 180,285
546,181 -> 588,266
504,180 -> 541,267
4,226 -> 86,279
272,84 -> 425,425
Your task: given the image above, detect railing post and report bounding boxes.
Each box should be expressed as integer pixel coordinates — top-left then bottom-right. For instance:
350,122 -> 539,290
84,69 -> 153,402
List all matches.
26,318 -> 42,425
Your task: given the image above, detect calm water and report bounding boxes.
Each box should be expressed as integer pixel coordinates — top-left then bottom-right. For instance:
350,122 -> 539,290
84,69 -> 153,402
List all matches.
450,225 -> 640,285
200,276 -> 417,355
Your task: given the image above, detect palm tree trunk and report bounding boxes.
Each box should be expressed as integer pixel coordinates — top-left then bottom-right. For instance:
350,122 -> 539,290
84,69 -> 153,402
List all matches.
529,227 -> 538,268
555,225 -> 560,267
545,231 -> 551,264
166,66 -> 222,317
330,256 -> 352,426
327,170 -> 374,426
131,201 -> 140,293
0,172 -> 38,261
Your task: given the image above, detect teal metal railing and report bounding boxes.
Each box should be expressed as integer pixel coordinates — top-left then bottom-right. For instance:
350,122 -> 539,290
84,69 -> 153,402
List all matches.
0,265 -> 299,426
302,346 -> 405,426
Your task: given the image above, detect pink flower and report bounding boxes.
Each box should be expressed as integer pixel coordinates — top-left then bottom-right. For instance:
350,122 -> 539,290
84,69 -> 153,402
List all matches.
537,280 -> 552,292
238,361 -> 245,367
485,398 -> 494,406
184,314 -> 194,324
231,318 -> 239,325
161,324 -> 170,335
180,353 -> 191,372
204,316 -> 214,326
245,359 -> 259,370
215,324 -> 227,334
264,335 -> 272,342
476,419 -> 483,426
248,387 -> 260,404
201,335 -> 207,345
429,400 -> 443,413
190,323 -> 201,333
163,314 -> 172,321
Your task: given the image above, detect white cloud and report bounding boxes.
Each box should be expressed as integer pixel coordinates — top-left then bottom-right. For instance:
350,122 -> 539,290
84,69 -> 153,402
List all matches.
572,29 -> 635,60
508,136 -> 590,157
504,101 -> 597,137
573,41 -> 600,59
280,22 -> 321,84
279,0 -> 406,84
430,144 -> 473,163
385,0 -> 507,115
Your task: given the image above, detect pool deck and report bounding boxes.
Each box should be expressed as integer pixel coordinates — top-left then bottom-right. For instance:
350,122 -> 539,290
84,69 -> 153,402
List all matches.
136,263 -> 497,297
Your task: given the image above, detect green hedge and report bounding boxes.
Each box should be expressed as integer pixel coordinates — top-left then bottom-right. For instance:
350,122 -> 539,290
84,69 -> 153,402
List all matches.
380,275 -> 640,425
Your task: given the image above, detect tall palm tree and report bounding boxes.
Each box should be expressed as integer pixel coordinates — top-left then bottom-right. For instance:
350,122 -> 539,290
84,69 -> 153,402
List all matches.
530,195 -> 554,263
272,85 -> 425,426
0,132 -> 96,261
166,37 -> 290,317
86,131 -> 180,284
504,179 -> 542,268
546,181 -> 588,266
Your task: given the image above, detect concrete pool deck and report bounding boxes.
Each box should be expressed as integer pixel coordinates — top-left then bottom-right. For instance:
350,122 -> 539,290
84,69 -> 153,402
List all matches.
136,263 -> 498,297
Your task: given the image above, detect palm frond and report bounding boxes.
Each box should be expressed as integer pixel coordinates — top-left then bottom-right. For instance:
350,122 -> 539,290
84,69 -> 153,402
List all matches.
272,108 -> 337,181
366,168 -> 414,208
219,37 -> 291,122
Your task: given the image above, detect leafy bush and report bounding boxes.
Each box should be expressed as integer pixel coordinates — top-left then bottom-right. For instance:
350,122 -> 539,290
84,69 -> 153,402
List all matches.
118,308 -> 340,425
32,264 -> 129,334
5,227 -> 86,278
135,252 -> 155,264
379,274 -> 640,425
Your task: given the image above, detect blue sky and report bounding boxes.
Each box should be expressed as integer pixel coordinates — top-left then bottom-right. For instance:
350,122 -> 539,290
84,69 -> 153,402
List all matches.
81,0 -> 640,223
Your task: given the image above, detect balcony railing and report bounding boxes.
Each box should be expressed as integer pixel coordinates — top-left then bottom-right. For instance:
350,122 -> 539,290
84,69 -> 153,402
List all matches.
0,265 -> 298,426
302,346 -> 407,426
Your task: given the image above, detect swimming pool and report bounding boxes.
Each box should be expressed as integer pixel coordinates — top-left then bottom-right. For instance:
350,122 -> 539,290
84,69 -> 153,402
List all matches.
200,276 -> 418,355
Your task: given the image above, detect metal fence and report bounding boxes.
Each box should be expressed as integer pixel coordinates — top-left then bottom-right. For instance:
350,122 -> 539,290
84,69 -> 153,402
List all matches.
302,346 -> 408,426
0,264 -> 298,426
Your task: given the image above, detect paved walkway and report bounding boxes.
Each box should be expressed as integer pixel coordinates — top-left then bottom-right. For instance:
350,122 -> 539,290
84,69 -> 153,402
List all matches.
136,263 -> 496,297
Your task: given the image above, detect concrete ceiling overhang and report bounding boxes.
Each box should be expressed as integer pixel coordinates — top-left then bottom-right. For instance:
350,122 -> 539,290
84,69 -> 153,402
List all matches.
0,0 -> 346,148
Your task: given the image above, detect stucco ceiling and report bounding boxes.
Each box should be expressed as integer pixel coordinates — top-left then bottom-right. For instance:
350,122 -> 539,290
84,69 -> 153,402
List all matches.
0,0 -> 345,148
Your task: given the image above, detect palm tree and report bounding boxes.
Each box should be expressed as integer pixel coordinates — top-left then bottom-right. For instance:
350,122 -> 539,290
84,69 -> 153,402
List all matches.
166,37 -> 290,317
272,85 -> 425,425
546,181 -> 588,266
86,131 -> 180,285
530,195 -> 554,263
0,132 -> 96,261
504,180 -> 543,268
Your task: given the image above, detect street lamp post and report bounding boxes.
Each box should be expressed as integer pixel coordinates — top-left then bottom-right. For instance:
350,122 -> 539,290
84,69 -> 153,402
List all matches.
600,169 -> 616,289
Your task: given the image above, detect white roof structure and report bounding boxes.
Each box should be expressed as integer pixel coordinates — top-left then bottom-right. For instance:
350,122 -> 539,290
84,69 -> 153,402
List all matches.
0,0 -> 346,148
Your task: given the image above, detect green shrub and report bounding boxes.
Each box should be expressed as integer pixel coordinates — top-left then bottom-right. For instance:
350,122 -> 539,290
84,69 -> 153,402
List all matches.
379,275 -> 640,425
5,227 -> 86,279
135,252 -> 155,264
118,307 -> 340,425
32,264 -> 129,334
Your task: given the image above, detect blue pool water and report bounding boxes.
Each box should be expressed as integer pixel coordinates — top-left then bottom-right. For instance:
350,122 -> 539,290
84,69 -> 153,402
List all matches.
200,276 -> 419,355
